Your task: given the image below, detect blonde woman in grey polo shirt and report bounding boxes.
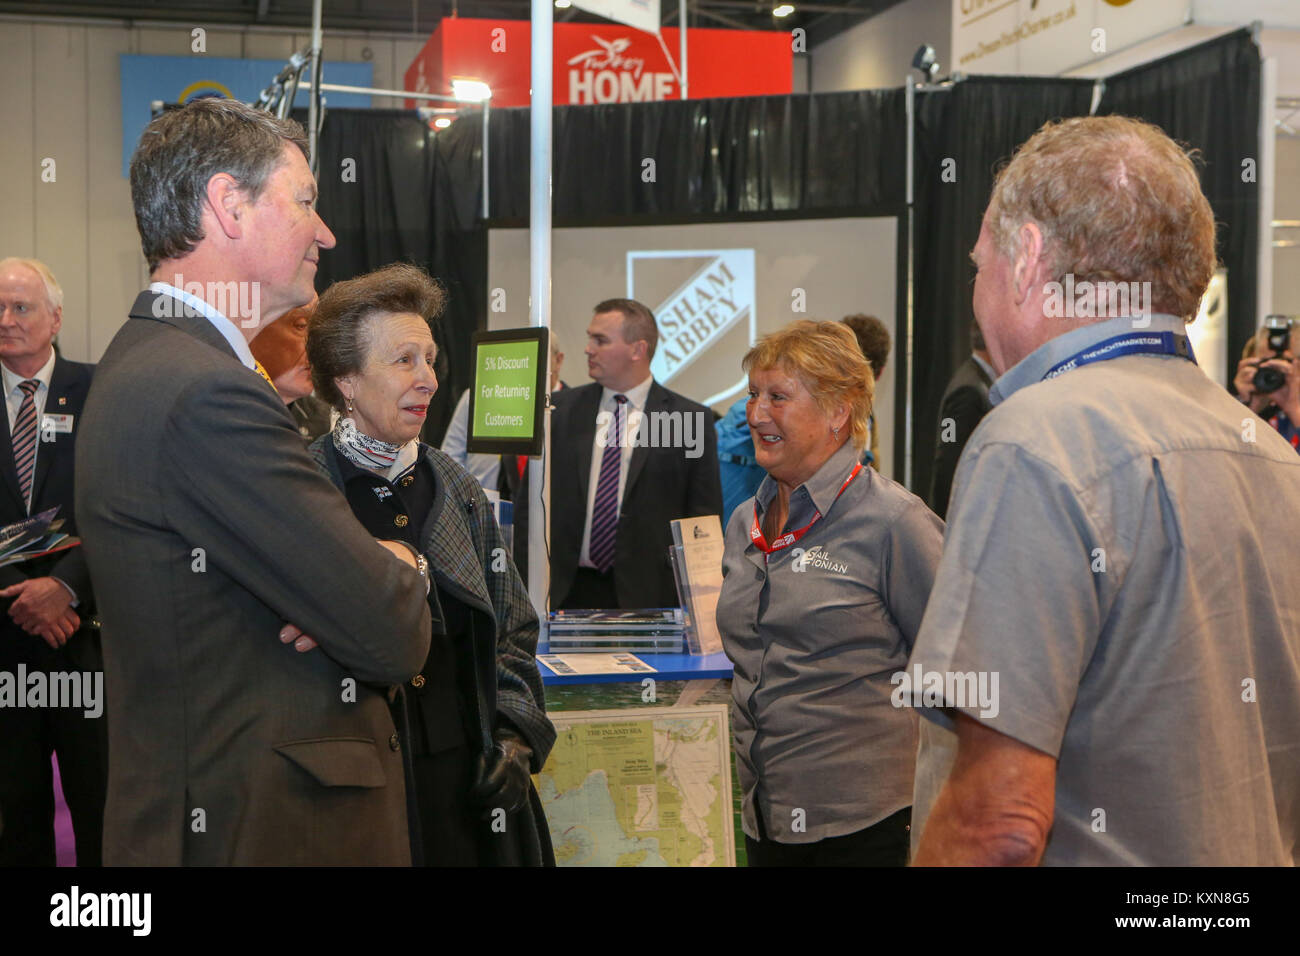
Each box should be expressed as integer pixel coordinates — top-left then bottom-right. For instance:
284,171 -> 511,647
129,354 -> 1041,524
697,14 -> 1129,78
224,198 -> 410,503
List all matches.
717,320 -> 945,866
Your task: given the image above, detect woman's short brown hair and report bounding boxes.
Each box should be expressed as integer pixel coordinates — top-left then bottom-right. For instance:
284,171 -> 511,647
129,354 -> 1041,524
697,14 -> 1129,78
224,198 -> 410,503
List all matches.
307,262 -> 446,411
742,319 -> 873,452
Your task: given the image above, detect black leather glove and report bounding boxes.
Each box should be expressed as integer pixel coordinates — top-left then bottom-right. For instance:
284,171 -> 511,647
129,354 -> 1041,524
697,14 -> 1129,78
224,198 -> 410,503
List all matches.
471,725 -> 533,816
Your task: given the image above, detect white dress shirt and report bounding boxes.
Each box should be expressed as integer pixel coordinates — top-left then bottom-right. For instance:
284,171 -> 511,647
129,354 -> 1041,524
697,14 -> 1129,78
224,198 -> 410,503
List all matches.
3,348 -> 57,510
441,388 -> 502,492
149,281 -> 258,370
578,374 -> 654,569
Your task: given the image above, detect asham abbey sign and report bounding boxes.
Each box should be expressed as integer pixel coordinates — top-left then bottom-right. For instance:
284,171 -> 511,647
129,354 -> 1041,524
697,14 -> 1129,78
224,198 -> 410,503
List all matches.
627,249 -> 756,388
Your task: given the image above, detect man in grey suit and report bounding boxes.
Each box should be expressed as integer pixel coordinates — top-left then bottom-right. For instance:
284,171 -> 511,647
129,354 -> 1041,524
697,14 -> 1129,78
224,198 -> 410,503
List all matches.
76,98 -> 432,865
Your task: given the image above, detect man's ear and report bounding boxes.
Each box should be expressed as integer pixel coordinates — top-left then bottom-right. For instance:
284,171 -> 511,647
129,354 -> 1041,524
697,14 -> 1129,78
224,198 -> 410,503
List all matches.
50,305 -> 62,339
206,173 -> 246,240
1011,222 -> 1045,306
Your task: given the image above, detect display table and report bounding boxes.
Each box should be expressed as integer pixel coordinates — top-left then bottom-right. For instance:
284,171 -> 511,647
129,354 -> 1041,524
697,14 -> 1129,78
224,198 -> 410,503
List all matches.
535,644 -> 733,686
535,644 -> 742,866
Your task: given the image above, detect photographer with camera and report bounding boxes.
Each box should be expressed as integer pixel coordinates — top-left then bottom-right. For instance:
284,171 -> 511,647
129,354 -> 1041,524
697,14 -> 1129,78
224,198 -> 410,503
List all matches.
1233,317 -> 1300,452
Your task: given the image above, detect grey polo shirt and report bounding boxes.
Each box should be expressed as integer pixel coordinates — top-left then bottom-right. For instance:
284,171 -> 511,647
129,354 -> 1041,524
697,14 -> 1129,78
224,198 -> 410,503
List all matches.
718,440 -> 944,844
908,313 -> 1300,865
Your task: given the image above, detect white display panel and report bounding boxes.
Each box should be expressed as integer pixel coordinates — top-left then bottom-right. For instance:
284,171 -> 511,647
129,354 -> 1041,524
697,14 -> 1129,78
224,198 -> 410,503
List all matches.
1189,268 -> 1228,388
488,217 -> 899,477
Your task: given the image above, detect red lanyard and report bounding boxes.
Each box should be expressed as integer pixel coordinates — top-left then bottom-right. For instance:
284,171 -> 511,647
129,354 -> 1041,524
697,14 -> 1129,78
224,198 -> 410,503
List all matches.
749,463 -> 862,555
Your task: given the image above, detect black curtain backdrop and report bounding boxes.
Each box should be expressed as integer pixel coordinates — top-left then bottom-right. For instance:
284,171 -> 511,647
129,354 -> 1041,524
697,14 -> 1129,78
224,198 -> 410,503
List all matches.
1098,28 -> 1261,371
308,108 -> 486,444
310,28 -> 1259,486
485,90 -> 908,221
911,76 -> 1097,504
909,28 -> 1258,505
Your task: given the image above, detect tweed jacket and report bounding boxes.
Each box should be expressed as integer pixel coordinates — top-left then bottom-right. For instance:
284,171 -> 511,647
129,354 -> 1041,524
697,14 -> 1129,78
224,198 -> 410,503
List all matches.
310,438 -> 555,766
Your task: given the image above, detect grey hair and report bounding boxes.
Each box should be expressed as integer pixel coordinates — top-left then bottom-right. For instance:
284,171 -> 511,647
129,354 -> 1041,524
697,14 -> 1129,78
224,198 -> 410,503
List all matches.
129,97 -> 309,272
0,257 -> 63,312
986,115 -> 1215,320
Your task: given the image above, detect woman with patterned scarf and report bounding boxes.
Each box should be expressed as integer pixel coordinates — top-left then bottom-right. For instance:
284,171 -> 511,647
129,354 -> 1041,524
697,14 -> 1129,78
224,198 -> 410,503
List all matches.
303,262 -> 555,866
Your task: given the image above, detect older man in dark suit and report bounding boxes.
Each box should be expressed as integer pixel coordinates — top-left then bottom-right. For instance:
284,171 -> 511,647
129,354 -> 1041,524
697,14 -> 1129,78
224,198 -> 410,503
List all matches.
0,257 -> 103,866
76,99 -> 431,865
550,298 -> 722,610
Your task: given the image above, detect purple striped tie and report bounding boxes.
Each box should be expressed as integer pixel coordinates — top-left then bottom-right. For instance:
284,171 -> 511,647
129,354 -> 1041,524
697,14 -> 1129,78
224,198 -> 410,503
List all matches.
589,394 -> 627,574
12,379 -> 40,512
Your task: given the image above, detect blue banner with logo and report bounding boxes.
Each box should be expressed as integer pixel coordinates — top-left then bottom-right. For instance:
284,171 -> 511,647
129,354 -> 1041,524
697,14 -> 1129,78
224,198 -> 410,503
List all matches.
120,55 -> 373,177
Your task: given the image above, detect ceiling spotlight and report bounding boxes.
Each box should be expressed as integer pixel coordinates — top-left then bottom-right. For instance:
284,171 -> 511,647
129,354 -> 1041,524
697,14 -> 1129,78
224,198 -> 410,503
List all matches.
434,117 -> 452,129
773,3 -> 795,16
555,0 -> 572,7
911,43 -> 940,82
451,78 -> 492,102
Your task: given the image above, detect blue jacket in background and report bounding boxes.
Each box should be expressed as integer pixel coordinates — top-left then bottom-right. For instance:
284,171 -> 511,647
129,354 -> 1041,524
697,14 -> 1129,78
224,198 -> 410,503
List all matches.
717,398 -> 766,524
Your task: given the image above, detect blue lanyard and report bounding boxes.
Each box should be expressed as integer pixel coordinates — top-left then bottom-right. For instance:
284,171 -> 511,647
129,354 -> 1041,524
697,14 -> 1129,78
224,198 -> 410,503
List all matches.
1042,330 -> 1197,381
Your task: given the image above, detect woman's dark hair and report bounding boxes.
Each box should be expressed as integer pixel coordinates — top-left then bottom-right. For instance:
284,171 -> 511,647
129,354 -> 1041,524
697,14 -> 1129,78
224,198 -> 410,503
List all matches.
840,314 -> 891,378
307,262 -> 446,411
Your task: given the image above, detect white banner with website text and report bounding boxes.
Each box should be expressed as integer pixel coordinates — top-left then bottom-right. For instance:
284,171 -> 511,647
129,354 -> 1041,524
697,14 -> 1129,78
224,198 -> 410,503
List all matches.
951,0 -> 1187,76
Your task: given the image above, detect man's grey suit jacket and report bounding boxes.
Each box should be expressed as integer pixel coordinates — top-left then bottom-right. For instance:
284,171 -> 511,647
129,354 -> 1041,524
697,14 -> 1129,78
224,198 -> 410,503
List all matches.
76,291 -> 432,866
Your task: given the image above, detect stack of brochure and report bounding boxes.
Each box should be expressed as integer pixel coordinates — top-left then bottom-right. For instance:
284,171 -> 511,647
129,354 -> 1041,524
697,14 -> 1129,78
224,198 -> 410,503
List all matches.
668,515 -> 725,656
547,608 -> 686,653
0,506 -> 80,569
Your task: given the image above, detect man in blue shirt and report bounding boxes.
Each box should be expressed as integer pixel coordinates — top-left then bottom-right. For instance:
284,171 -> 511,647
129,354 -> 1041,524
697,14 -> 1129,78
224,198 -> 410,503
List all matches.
908,116 -> 1300,866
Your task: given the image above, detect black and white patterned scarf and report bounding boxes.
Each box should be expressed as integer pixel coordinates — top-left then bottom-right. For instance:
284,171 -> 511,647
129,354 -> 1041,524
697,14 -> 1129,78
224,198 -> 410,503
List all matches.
331,416 -> 419,481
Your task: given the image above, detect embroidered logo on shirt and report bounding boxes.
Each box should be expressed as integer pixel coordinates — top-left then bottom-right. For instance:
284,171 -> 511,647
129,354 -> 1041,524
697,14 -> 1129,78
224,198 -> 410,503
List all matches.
789,545 -> 847,574
373,486 -> 393,501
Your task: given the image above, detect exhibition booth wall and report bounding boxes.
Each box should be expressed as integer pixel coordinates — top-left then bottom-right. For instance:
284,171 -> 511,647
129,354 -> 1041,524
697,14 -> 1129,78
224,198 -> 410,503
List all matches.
915,29 -> 1260,498
311,27 -> 1260,496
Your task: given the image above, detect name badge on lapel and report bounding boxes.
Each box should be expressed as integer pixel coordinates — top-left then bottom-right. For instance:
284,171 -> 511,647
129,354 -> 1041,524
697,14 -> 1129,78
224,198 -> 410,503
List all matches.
41,414 -> 75,438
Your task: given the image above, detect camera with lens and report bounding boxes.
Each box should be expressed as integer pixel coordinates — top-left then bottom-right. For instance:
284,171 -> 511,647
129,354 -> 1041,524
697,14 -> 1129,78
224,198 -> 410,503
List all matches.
1252,316 -> 1296,394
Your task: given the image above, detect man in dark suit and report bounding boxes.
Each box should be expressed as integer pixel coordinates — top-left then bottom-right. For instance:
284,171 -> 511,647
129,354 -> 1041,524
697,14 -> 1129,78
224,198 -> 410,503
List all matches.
76,98 -> 432,865
0,257 -> 103,866
550,298 -> 722,610
929,320 -> 995,520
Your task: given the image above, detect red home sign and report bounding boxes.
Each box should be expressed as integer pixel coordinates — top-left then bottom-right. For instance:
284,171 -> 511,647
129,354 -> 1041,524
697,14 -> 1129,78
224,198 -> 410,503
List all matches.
404,18 -> 793,108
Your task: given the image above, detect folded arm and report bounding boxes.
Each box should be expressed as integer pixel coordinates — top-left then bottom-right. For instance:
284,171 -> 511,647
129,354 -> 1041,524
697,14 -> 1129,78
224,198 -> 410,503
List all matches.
163,370 -> 431,684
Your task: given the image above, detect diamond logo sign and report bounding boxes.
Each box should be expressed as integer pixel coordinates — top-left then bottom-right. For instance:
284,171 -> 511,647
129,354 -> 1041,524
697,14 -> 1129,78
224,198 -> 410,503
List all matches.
629,249 -> 756,404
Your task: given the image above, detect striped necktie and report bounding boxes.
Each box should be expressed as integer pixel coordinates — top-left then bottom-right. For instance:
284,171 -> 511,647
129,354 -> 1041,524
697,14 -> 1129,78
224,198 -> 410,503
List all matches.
589,394 -> 627,574
13,379 -> 41,512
